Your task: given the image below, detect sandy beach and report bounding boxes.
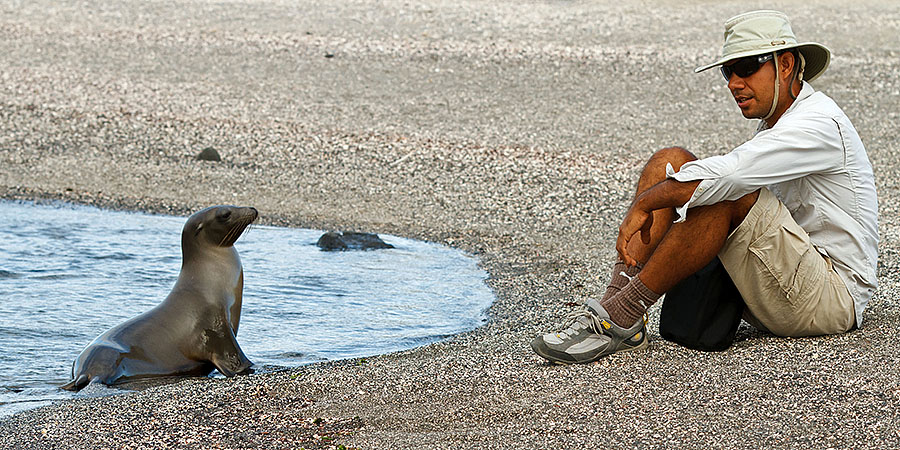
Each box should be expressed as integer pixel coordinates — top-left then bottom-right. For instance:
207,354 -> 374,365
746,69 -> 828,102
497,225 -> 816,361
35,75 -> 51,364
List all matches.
1,0 -> 899,448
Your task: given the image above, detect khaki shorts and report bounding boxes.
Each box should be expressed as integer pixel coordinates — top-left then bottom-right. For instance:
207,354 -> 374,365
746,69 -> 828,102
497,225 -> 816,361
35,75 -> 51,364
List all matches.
718,188 -> 855,337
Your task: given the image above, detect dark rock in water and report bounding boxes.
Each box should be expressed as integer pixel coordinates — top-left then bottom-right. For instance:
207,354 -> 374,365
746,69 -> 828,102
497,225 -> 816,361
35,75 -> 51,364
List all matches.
316,231 -> 394,251
196,147 -> 221,161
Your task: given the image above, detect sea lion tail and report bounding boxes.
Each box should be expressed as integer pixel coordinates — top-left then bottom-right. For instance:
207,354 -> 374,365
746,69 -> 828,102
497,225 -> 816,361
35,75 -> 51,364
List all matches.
60,374 -> 90,392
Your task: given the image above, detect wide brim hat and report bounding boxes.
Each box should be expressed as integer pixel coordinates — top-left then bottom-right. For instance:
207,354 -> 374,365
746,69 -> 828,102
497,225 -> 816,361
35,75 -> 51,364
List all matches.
695,10 -> 831,82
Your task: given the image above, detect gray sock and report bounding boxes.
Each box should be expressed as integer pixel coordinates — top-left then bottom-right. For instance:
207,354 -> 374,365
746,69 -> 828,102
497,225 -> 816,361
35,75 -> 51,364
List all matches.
601,261 -> 642,302
600,274 -> 661,328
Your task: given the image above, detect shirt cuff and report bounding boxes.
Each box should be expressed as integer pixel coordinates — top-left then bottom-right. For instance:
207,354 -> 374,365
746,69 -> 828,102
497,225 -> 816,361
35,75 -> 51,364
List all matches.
665,162 -> 711,223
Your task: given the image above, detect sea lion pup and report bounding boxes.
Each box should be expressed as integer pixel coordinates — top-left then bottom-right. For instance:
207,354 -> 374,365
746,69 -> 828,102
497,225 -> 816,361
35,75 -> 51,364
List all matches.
62,205 -> 258,391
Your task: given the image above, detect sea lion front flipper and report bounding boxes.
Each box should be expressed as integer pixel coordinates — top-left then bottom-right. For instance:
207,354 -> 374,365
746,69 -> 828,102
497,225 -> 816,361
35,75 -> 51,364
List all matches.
205,327 -> 253,377
211,345 -> 254,377
60,374 -> 90,392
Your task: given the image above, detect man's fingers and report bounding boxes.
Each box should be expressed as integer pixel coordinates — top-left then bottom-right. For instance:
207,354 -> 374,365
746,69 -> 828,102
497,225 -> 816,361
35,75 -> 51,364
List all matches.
615,229 -> 629,265
640,213 -> 653,244
616,227 -> 638,267
617,207 -> 652,267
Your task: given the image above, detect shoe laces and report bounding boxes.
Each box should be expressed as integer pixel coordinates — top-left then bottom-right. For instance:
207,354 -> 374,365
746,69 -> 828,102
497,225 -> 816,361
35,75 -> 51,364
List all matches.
559,304 -> 606,339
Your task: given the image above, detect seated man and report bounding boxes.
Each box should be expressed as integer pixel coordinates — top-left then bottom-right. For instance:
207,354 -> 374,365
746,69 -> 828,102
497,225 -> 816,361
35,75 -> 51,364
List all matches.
532,10 -> 879,364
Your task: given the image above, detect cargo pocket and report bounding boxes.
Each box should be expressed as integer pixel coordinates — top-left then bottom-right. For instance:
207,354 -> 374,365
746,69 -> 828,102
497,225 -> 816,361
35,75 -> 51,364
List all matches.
748,219 -> 812,305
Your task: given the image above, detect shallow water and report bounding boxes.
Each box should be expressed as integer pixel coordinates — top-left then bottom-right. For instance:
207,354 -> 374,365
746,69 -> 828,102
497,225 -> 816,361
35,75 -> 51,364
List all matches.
0,200 -> 493,416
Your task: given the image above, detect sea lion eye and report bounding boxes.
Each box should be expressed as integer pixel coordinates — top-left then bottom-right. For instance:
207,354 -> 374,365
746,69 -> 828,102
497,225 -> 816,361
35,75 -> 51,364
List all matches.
218,210 -> 232,221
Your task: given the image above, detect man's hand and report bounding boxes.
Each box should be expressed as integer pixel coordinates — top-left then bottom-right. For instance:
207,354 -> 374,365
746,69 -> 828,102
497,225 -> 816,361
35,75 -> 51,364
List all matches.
614,177 -> 699,267
616,202 -> 654,267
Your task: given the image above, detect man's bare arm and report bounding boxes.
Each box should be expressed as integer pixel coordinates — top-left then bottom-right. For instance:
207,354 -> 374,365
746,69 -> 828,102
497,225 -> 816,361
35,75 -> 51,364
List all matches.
616,178 -> 701,266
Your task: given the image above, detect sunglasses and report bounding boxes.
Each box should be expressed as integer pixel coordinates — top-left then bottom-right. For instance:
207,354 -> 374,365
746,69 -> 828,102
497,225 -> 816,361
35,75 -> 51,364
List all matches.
720,53 -> 774,80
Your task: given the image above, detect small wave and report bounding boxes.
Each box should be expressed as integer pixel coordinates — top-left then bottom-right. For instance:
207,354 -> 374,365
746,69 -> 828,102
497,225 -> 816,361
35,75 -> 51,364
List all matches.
0,270 -> 21,279
28,273 -> 80,281
270,351 -> 327,362
394,333 -> 455,347
276,351 -> 324,360
0,326 -> 52,340
0,399 -> 54,417
88,252 -> 136,261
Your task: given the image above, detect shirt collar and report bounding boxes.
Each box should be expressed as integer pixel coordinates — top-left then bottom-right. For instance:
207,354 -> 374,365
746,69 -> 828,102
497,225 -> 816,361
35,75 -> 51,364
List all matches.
757,83 -> 816,132
785,82 -> 815,115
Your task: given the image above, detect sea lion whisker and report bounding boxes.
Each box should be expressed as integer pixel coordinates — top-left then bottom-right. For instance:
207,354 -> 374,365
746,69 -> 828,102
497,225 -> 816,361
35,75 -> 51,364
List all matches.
218,229 -> 231,246
238,220 -> 256,242
219,220 -> 241,246
242,222 -> 255,238
220,216 -> 255,246
220,225 -> 239,246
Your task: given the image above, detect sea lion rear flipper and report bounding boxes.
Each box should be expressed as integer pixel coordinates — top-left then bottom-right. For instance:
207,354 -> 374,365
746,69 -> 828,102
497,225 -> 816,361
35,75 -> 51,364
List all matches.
60,374 -> 90,392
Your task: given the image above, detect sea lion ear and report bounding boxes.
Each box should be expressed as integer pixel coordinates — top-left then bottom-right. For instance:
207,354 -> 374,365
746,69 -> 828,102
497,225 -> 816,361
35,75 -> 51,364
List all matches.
195,222 -> 204,236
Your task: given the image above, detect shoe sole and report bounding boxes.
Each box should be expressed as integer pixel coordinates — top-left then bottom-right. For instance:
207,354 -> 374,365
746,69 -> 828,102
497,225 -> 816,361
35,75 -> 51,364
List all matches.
531,336 -> 649,365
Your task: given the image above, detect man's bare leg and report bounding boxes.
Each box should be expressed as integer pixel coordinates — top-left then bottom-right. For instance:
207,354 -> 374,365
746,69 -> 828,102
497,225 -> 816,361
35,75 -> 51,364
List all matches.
600,147 -> 694,301
622,147 -> 697,265
601,147 -> 758,327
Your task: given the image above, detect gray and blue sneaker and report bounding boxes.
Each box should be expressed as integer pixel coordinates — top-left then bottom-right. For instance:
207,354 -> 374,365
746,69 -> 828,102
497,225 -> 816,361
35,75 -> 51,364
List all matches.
531,298 -> 648,364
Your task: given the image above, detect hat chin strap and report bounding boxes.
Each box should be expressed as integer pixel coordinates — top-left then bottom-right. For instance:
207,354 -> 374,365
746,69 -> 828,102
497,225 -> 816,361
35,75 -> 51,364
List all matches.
762,51 -> 779,121
763,52 -> 807,121
790,52 -> 806,100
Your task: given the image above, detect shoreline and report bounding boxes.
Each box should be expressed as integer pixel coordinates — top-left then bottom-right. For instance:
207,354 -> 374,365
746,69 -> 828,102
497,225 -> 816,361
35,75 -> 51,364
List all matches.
0,194 -> 493,422
2,1 -> 899,448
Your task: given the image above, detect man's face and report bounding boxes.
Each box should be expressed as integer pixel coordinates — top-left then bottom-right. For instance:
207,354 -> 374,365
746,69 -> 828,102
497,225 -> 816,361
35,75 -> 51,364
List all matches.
724,57 -> 776,120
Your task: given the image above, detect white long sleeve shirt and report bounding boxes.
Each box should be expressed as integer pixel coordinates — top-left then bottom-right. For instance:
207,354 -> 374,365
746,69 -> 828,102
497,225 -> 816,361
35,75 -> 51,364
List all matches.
668,83 -> 878,327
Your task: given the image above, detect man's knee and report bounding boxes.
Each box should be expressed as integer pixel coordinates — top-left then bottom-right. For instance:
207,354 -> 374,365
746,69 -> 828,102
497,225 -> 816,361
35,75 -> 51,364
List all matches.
637,147 -> 698,191
650,147 -> 697,165
648,147 -> 697,172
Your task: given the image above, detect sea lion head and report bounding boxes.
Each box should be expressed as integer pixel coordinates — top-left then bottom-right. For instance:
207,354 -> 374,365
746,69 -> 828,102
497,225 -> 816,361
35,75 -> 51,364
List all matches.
183,205 -> 258,248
